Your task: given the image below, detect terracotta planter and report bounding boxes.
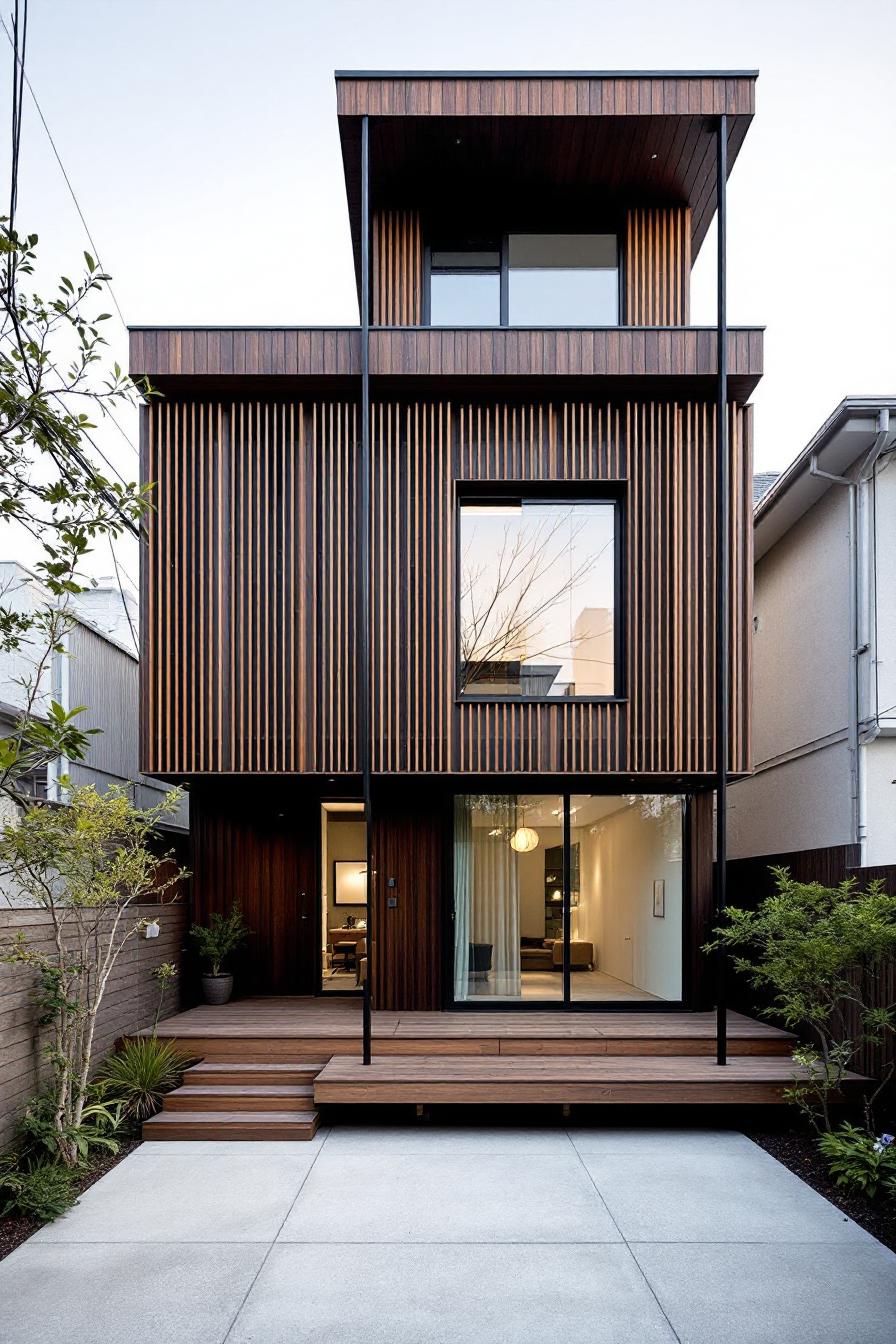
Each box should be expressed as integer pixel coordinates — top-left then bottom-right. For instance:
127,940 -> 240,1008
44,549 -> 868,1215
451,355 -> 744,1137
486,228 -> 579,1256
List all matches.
201,973 -> 234,1005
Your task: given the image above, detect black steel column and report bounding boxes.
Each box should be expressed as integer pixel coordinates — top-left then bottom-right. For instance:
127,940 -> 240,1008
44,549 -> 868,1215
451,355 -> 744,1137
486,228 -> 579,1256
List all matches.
360,115 -> 372,1065
715,114 -> 729,1067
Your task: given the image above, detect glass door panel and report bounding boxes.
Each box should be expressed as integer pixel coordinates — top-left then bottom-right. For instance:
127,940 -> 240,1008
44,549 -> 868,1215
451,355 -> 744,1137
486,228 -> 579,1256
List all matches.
568,794 -> 684,1003
453,793 -> 563,1002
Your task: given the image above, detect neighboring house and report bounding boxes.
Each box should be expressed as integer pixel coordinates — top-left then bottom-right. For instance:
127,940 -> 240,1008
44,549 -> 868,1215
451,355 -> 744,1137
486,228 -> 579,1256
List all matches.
0,560 -> 188,828
129,70 -> 760,1014
730,398 -> 896,869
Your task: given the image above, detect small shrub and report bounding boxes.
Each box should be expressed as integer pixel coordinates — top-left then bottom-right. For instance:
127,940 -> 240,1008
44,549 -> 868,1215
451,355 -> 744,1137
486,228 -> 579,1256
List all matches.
18,1084 -> 123,1164
190,903 -> 251,977
817,1123 -> 896,1200
100,1036 -> 192,1120
0,1160 -> 77,1221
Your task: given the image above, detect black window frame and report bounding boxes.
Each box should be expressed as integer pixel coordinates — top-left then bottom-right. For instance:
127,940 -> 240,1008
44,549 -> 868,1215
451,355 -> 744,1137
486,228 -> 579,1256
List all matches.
424,230 -> 623,329
454,480 -> 626,705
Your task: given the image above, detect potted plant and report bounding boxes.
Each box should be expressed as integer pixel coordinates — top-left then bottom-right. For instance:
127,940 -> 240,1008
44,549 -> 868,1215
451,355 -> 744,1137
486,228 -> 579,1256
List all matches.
189,904 -> 251,1004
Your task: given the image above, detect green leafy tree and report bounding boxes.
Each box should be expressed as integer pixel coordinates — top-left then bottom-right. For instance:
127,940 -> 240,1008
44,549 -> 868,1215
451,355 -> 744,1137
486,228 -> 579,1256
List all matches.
0,221 -> 155,804
707,868 -> 896,1132
0,785 -> 186,1167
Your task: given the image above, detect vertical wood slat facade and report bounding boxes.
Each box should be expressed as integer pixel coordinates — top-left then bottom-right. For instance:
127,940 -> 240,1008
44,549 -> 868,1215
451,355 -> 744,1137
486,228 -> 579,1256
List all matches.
624,207 -> 691,325
371,210 -> 423,325
143,396 -> 751,779
144,399 -> 358,776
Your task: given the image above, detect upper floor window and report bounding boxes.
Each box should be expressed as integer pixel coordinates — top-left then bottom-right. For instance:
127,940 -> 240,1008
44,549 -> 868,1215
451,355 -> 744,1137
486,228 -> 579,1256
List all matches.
458,497 -> 618,700
427,233 -> 618,328
508,234 -> 618,326
430,248 -> 500,326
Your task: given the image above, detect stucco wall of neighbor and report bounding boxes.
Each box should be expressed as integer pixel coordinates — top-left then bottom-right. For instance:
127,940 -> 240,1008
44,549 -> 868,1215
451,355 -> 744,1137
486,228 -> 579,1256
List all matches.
0,901 -> 187,1151
863,738 -> 896,868
729,740 -> 852,860
732,485 -> 852,860
753,487 -> 850,763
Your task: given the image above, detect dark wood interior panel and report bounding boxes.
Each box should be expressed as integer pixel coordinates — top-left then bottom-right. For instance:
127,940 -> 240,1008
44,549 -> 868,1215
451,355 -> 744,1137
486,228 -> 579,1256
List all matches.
370,794 -> 444,1010
189,787 -> 318,996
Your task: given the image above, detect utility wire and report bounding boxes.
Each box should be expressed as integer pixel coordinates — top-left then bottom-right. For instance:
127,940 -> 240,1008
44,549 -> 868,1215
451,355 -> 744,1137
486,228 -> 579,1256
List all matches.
1,11 -> 128,331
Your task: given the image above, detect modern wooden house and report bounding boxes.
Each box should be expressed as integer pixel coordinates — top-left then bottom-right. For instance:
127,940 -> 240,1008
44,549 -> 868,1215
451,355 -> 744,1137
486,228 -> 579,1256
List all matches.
128,70 -> 841,1136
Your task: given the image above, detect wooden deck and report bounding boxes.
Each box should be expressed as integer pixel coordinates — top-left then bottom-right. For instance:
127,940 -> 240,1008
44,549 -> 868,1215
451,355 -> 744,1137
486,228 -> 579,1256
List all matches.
137,998 -> 867,1131
146,997 -> 795,1057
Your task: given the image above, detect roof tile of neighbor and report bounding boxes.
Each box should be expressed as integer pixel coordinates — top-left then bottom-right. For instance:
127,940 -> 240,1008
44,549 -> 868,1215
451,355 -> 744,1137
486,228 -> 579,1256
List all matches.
752,471 -> 780,507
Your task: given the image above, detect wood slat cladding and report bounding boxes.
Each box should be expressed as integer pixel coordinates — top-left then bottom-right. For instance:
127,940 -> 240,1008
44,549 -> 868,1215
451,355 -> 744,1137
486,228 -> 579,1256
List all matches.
142,395 -> 751,779
143,399 -> 358,775
371,398 -> 751,776
368,328 -> 762,393
130,326 -> 763,391
129,328 -> 361,380
372,210 -> 423,325
625,208 -> 691,325
370,797 -> 444,1010
336,74 -> 756,119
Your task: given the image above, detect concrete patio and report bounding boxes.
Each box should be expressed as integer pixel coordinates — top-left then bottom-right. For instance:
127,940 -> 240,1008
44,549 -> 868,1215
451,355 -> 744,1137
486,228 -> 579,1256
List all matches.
0,1126 -> 894,1343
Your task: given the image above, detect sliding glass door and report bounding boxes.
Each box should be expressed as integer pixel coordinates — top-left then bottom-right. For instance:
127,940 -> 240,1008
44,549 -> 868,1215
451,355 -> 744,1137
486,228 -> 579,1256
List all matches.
452,793 -> 684,1007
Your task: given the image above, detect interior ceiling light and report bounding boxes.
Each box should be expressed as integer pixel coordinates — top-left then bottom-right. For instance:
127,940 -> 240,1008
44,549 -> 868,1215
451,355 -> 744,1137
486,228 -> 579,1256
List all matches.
510,826 -> 539,853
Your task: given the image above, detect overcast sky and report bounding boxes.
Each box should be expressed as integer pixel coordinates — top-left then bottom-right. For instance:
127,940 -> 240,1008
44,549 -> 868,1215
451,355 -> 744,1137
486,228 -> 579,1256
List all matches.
4,0 -> 895,584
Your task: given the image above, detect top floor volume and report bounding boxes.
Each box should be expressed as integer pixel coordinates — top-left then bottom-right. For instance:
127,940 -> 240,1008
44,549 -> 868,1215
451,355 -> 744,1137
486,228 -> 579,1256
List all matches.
337,69 -> 757,331
130,70 -> 762,391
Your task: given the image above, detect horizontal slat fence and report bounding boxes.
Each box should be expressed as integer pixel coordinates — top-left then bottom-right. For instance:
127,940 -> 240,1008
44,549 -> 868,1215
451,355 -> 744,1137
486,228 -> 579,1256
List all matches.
0,902 -> 187,1149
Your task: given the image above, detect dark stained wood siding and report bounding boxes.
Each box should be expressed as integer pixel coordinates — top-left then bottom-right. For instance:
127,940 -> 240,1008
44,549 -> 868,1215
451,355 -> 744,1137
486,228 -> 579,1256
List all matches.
130,326 -> 762,389
372,210 -> 423,325
624,207 -> 691,325
370,795 -> 444,1010
142,395 -> 751,779
336,74 -> 756,119
130,328 -> 361,379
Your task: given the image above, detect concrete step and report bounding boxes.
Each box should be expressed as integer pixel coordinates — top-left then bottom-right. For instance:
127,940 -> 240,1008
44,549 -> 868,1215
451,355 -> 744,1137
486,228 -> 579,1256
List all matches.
165,1084 -> 314,1112
143,1109 -> 320,1141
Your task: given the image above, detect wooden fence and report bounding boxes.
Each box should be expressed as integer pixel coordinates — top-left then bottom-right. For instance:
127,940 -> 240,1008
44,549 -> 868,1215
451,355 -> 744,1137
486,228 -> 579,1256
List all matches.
0,901 -> 188,1150
726,846 -> 896,1092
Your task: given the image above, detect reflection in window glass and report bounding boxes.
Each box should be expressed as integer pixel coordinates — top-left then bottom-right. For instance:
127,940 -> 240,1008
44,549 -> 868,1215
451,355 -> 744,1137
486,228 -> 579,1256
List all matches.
459,500 -> 616,697
508,234 -> 618,326
430,249 -> 500,326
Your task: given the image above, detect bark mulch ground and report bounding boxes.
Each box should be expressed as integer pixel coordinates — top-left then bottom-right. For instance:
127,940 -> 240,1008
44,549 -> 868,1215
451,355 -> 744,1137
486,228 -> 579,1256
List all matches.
750,1126 -> 896,1254
0,1136 -> 142,1263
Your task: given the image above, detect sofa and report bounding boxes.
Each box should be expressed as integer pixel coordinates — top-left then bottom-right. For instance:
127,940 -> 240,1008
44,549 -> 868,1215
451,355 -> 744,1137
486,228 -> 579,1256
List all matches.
520,938 -> 594,971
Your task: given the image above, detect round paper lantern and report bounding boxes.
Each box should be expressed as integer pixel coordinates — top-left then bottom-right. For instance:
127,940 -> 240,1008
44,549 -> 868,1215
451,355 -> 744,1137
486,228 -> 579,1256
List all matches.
510,826 -> 540,853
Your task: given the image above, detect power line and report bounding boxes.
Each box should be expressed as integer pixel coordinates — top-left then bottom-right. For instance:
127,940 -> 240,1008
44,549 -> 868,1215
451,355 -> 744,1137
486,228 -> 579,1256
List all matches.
1,12 -> 128,331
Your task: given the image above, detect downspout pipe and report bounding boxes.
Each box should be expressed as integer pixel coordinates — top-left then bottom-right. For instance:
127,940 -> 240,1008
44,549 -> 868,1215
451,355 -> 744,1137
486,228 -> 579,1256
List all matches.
810,408 -> 891,857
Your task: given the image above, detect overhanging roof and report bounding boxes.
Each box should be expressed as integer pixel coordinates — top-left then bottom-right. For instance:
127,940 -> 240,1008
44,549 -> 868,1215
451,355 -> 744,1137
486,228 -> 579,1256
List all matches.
754,397 -> 896,560
336,70 -> 757,294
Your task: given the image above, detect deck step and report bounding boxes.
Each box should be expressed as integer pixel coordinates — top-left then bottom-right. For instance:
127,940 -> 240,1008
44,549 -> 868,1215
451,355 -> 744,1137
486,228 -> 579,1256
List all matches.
314,1053 -> 868,1107
184,1061 -> 325,1086
165,1084 -> 314,1112
143,1109 -> 320,1140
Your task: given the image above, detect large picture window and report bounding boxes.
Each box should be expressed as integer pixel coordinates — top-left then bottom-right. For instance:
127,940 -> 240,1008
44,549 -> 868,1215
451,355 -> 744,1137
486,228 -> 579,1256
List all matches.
458,497 -> 618,699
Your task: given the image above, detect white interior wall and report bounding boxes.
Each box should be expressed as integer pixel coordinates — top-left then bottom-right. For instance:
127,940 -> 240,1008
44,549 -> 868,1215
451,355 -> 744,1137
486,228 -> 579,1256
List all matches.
324,818 -> 367,928
573,801 -> 682,999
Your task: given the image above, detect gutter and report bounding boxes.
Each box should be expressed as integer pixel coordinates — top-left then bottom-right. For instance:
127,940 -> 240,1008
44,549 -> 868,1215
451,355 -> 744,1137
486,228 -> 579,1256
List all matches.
809,408 -> 893,854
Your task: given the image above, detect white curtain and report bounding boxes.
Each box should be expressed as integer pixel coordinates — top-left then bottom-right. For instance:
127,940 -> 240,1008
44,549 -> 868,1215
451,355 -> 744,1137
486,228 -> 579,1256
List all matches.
470,795 -> 526,999
453,798 -> 473,999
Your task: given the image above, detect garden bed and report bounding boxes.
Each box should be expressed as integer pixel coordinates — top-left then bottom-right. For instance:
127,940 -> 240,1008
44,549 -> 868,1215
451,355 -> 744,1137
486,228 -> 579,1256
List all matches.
0,1136 -> 142,1263
750,1126 -> 896,1254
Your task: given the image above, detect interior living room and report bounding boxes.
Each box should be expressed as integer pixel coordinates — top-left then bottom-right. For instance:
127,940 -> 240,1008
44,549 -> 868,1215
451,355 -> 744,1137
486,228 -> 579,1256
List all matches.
320,802 -> 368,992
453,793 -> 684,1004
